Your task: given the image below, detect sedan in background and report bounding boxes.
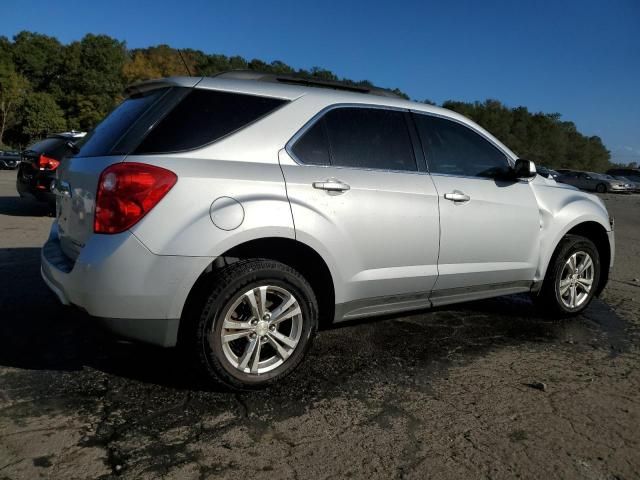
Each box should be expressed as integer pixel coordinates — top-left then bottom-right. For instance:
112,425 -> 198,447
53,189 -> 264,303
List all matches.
536,165 -> 560,180
0,150 -> 21,169
607,167 -> 640,184
557,171 -> 627,193
612,176 -> 640,192
16,131 -> 86,204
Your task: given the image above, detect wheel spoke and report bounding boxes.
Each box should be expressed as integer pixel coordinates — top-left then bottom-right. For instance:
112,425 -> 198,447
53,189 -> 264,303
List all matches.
578,277 -> 593,289
559,279 -> 571,295
569,285 -> 577,307
244,290 -> 261,320
578,256 -> 593,275
269,294 -> 296,322
271,305 -> 302,326
250,339 -> 262,374
269,330 -> 297,349
222,330 -> 251,343
238,337 -> 258,370
257,286 -> 268,318
569,254 -> 577,273
267,335 -> 291,361
223,319 -> 253,330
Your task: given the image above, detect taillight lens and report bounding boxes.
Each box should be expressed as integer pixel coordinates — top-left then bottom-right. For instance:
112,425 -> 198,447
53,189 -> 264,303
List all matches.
38,154 -> 60,170
94,163 -> 177,234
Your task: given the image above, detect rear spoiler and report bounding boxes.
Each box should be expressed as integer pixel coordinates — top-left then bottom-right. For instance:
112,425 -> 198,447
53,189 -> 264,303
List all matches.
124,76 -> 202,97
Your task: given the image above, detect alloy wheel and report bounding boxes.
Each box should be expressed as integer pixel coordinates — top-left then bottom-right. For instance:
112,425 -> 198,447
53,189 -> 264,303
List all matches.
558,251 -> 594,309
214,285 -> 303,375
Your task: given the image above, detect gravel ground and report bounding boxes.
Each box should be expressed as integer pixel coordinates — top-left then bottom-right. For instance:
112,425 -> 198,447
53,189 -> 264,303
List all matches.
0,169 -> 638,479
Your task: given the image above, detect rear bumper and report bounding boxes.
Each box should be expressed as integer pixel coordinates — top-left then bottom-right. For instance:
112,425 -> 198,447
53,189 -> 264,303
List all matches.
16,171 -> 56,203
41,222 -> 213,347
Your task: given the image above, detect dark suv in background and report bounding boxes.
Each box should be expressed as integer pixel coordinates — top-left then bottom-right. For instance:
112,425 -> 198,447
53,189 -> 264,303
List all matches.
16,131 -> 85,204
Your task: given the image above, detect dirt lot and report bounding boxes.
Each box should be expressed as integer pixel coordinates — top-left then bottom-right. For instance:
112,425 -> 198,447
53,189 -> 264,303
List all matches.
0,169 -> 639,479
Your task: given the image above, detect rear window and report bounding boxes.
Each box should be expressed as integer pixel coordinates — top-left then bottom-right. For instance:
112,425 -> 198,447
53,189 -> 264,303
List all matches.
25,137 -> 69,158
134,89 -> 287,154
78,88 -> 168,158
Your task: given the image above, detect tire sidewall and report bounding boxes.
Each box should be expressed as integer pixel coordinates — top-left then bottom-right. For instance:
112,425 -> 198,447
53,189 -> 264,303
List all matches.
198,263 -> 317,388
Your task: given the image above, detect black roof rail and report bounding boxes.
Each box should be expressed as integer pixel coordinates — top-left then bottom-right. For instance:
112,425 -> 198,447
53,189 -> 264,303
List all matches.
212,70 -> 403,99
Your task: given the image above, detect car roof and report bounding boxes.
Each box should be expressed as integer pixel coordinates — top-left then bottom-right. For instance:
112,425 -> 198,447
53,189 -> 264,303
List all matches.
125,74 -> 518,160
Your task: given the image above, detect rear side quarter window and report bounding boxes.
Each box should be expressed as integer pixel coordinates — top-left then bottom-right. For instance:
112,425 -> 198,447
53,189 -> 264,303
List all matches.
135,89 -> 287,154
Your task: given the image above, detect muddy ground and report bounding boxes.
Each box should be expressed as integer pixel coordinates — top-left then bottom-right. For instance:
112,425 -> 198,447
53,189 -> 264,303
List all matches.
0,169 -> 639,479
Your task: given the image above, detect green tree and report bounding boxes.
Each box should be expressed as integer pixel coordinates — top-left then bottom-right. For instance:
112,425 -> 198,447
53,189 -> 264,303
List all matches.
11,31 -> 63,91
56,34 -> 126,129
0,59 -> 29,146
16,92 -> 66,143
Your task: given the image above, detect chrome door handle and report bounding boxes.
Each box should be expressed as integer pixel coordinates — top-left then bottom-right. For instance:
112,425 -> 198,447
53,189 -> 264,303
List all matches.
444,191 -> 470,202
312,180 -> 351,192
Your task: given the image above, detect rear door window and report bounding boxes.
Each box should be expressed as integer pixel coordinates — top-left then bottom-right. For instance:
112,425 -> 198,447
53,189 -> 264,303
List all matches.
134,89 -> 287,154
323,107 -> 416,171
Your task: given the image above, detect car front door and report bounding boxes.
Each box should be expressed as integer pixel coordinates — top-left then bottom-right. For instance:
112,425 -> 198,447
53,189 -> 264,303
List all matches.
279,106 -> 440,320
412,112 -> 541,306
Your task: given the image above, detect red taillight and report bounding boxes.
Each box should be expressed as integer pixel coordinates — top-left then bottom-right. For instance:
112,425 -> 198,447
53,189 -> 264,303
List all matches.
38,154 -> 60,170
94,163 -> 177,234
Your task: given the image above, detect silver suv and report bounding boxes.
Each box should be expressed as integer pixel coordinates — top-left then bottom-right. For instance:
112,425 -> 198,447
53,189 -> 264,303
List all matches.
42,72 -> 614,389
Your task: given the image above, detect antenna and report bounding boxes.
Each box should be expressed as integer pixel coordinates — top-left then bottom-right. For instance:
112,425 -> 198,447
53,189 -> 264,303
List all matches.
178,49 -> 193,76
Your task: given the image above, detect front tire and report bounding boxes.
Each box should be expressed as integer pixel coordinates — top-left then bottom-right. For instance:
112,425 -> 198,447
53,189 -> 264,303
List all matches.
184,259 -> 318,390
537,235 -> 600,316
596,183 -> 607,193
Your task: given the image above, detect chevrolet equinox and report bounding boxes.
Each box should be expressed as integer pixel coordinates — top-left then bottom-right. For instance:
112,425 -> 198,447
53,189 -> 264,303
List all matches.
42,71 -> 615,389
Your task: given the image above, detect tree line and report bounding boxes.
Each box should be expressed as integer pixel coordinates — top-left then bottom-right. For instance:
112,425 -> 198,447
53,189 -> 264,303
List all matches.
0,31 -> 611,171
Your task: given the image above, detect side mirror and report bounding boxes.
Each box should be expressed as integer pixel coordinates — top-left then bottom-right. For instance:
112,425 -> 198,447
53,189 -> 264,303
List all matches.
513,159 -> 536,179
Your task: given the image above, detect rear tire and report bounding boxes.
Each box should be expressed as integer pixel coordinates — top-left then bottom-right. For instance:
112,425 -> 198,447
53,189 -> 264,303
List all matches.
536,234 -> 600,316
596,183 -> 607,193
182,259 -> 318,390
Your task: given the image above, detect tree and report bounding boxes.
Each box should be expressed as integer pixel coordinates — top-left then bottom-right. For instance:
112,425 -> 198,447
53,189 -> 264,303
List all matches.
11,31 -> 63,91
16,92 -> 66,143
56,34 -> 126,130
0,60 -> 29,146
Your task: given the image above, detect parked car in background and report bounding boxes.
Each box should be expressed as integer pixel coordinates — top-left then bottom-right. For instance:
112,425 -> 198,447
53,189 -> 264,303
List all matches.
16,131 -> 86,204
536,165 -> 560,180
557,170 -> 627,193
607,167 -> 640,185
612,176 -> 640,192
41,73 -> 614,389
0,150 -> 21,169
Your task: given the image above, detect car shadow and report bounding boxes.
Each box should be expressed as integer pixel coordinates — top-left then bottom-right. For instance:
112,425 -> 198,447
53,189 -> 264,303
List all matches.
0,247 -> 629,394
0,195 -> 53,217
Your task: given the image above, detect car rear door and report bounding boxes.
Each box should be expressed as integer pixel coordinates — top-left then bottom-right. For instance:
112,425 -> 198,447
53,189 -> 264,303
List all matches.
411,112 -> 540,306
280,106 -> 440,320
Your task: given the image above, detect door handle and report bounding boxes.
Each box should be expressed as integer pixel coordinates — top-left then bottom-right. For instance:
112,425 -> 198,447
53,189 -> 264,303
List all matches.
312,180 -> 351,192
444,191 -> 470,202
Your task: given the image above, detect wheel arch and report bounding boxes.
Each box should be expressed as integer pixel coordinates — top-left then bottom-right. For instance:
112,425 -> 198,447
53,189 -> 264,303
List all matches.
540,220 -> 611,296
179,237 -> 337,345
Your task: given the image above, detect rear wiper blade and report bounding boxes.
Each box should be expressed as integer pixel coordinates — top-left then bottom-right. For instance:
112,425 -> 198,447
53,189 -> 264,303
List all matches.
66,141 -> 80,154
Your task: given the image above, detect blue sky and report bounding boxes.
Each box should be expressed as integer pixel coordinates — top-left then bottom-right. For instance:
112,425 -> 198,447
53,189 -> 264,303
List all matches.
2,0 -> 639,164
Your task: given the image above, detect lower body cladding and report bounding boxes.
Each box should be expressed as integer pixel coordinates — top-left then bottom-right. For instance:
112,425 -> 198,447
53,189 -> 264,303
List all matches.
41,222 -> 213,347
